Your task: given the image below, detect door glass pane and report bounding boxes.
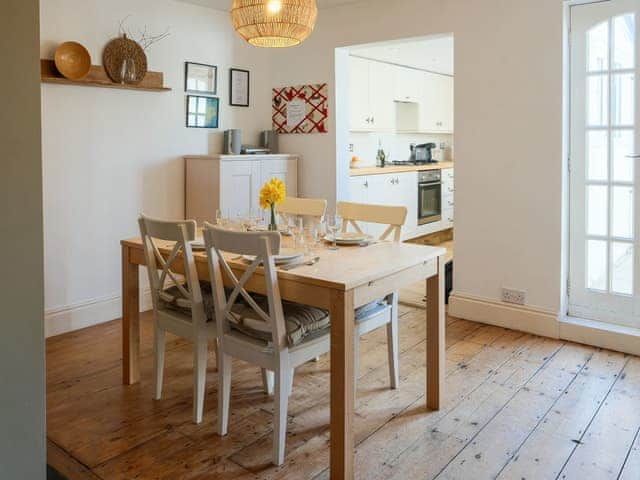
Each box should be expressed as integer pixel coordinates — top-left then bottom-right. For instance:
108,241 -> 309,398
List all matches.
587,130 -> 609,180
611,242 -> 633,294
612,130 -> 635,181
587,239 -> 608,290
588,21 -> 609,71
588,75 -> 609,126
612,73 -> 635,126
587,185 -> 608,236
612,186 -> 634,238
613,14 -> 636,70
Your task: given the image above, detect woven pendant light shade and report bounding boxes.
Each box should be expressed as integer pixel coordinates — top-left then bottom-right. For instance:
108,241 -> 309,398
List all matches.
231,0 -> 318,48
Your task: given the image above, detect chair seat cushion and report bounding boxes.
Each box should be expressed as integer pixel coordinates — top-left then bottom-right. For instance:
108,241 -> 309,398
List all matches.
355,299 -> 389,322
158,282 -> 215,321
229,295 -> 330,347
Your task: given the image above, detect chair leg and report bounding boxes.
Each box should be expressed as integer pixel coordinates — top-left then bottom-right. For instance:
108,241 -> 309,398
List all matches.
261,369 -> 274,395
387,293 -> 400,389
287,368 -> 295,396
193,337 -> 208,424
273,359 -> 290,466
153,324 -> 166,400
217,352 -> 232,436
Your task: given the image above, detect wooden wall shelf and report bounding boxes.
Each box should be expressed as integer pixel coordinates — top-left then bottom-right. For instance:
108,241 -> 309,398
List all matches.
40,59 -> 171,92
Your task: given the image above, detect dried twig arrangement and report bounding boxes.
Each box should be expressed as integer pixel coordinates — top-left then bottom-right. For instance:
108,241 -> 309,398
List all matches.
117,15 -> 170,50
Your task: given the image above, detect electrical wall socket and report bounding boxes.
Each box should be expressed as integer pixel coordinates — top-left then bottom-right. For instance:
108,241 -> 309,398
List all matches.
502,287 -> 526,306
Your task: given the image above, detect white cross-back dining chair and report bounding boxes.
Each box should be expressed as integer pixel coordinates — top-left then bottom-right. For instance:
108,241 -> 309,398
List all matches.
202,223 -> 331,465
138,214 -> 217,424
276,196 -> 328,224
336,202 -> 408,397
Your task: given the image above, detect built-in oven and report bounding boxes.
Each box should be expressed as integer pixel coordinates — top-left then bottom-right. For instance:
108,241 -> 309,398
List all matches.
418,170 -> 442,225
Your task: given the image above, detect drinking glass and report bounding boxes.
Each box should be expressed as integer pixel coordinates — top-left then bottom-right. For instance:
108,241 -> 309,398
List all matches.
327,213 -> 342,250
215,209 -> 227,228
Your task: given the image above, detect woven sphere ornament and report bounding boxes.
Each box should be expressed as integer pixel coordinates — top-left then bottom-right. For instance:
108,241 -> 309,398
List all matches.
231,0 -> 318,48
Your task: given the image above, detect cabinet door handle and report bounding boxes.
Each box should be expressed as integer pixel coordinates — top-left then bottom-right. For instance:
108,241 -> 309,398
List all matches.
371,117 -> 375,124
364,181 -> 369,188
448,187 -> 455,193
448,200 -> 454,206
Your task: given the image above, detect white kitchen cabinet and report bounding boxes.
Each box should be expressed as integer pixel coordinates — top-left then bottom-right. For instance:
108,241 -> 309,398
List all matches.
220,160 -> 261,219
393,66 -> 421,103
260,158 -> 298,196
185,154 -> 298,225
419,72 -> 454,133
369,61 -> 395,131
348,171 -> 418,239
348,56 -> 394,132
349,57 -> 371,131
349,176 -> 369,205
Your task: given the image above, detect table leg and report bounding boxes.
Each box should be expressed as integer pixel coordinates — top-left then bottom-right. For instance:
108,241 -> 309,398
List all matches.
330,289 -> 355,479
426,255 -> 445,410
122,244 -> 140,385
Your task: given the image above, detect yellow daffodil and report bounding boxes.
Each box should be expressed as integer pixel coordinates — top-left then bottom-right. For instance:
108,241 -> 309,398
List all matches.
259,177 -> 286,209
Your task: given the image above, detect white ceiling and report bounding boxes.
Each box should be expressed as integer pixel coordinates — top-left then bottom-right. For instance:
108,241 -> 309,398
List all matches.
178,0 -> 361,11
349,35 -> 454,76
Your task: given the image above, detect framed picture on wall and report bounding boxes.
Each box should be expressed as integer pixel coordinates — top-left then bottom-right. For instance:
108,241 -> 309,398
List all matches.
185,62 -> 217,95
230,68 -> 250,107
186,95 -> 219,128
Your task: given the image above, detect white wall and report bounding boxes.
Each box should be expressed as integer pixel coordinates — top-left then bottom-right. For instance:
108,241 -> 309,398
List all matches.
0,0 -> 46,476
270,0 -> 564,324
41,0 -> 274,335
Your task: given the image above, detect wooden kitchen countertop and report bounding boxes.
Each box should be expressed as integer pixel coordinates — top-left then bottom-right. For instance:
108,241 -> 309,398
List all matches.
350,161 -> 454,176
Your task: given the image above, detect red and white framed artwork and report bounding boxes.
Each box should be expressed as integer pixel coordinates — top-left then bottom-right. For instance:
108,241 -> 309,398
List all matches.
272,84 -> 328,134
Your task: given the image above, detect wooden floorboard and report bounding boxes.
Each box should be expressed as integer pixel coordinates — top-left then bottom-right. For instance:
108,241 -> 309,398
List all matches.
46,307 -> 640,479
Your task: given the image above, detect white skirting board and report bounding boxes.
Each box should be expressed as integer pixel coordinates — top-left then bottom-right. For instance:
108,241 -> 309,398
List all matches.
559,316 -> 640,357
449,292 -> 640,356
448,292 -> 560,339
45,290 -> 153,338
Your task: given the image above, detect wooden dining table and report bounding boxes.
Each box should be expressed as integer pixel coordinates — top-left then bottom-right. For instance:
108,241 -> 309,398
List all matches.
120,236 -> 446,479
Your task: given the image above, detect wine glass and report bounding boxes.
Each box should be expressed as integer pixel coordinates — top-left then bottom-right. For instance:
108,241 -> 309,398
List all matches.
327,213 -> 342,250
215,209 -> 227,228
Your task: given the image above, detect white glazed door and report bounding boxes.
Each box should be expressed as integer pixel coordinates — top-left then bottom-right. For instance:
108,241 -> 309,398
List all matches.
569,0 -> 640,328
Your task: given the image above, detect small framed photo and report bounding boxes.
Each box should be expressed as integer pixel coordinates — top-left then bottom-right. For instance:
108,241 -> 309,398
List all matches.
185,62 -> 217,95
230,68 -> 250,107
186,95 -> 219,128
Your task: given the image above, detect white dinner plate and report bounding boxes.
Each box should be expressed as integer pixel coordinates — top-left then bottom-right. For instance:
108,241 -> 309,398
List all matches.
324,233 -> 372,245
242,248 -> 303,265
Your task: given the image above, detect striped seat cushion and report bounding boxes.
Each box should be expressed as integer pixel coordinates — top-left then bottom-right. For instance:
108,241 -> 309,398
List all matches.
228,295 -> 330,347
158,282 -> 215,321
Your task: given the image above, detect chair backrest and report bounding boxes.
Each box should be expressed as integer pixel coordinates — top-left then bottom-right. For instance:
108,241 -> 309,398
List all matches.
276,197 -> 328,223
202,223 -> 289,349
138,214 -> 206,325
337,201 -> 408,242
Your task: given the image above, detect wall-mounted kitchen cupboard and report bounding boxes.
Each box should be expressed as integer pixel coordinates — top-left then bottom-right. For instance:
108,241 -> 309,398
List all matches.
418,72 -> 454,133
349,57 -> 395,132
185,154 -> 298,225
348,56 -> 454,134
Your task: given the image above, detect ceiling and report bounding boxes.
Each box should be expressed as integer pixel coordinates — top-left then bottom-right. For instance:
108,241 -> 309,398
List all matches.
349,36 -> 454,76
178,0 -> 361,11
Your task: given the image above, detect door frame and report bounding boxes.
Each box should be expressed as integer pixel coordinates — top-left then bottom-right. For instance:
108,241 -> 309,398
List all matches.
561,0 -> 640,347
